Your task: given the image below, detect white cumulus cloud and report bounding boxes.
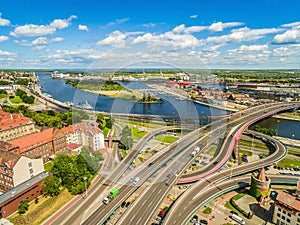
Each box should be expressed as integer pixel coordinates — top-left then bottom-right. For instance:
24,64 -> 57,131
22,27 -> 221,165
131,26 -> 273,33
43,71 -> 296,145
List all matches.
0,13 -> 10,26
272,22 -> 300,44
206,27 -> 283,44
0,36 -> 9,42
96,30 -> 127,48
10,15 -> 77,37
172,21 -> 243,34
0,49 -> 17,57
78,24 -> 89,31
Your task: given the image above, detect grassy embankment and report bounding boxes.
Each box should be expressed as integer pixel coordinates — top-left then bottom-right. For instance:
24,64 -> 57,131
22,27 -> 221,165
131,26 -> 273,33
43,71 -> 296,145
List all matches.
8,189 -> 73,225
154,134 -> 179,143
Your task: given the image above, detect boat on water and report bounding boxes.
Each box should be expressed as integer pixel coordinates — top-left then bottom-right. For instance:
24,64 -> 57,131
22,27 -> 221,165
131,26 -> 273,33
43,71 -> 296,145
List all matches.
51,71 -> 70,79
43,93 -> 52,98
75,100 -> 93,110
64,102 -> 74,107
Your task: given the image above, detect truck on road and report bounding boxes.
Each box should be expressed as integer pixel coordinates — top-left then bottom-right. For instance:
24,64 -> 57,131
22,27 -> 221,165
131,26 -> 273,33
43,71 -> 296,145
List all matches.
103,187 -> 120,204
231,214 -> 245,225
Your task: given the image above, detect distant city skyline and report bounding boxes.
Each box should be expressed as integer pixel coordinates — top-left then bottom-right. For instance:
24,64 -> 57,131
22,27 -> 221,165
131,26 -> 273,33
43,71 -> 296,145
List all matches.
0,0 -> 300,69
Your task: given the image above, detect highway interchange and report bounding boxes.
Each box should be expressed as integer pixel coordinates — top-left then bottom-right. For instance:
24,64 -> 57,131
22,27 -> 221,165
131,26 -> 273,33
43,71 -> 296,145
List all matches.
48,101 -> 300,225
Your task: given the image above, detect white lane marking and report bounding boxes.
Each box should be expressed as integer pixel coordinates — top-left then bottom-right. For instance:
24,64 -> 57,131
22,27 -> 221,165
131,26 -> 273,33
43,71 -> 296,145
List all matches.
137,217 -> 142,224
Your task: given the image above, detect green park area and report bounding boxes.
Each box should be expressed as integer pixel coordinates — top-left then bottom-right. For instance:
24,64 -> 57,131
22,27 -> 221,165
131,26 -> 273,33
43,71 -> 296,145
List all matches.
130,126 -> 147,139
9,96 -> 23,104
9,188 -> 73,225
0,93 -> 7,99
276,158 -> 300,168
154,134 -> 179,143
205,145 -> 218,156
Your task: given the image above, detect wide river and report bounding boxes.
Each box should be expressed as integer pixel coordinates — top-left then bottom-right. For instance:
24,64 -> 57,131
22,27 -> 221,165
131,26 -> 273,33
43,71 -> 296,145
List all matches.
37,72 -> 300,140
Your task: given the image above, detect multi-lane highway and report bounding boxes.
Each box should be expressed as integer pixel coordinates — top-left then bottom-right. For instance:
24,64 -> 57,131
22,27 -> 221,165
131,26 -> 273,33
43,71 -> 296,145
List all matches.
48,126 -> 177,225
163,131 -> 290,225
111,103 -> 299,225
49,101 -> 299,225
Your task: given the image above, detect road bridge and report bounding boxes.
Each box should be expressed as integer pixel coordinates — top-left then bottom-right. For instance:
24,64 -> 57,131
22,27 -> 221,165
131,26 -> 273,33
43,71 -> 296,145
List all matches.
112,102 -> 300,225
163,127 -> 293,224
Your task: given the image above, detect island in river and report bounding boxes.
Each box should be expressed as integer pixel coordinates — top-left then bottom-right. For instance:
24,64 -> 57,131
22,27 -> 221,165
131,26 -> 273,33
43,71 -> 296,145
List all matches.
65,79 -> 164,103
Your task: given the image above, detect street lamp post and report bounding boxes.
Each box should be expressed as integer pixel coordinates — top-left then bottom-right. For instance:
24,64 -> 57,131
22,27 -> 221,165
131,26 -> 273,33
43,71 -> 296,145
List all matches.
83,176 -> 87,197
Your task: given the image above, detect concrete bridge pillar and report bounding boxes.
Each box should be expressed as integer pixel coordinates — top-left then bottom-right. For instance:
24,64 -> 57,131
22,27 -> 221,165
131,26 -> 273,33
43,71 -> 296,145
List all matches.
108,135 -> 112,148
235,136 -> 239,165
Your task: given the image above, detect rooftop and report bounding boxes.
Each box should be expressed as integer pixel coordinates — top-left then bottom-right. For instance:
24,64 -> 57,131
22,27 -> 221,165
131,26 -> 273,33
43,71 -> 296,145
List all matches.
0,141 -> 18,151
63,122 -> 102,136
276,190 -> 300,212
67,143 -> 81,150
0,150 -> 21,169
0,110 -> 33,131
0,172 -> 49,205
257,167 -> 267,182
9,128 -> 56,153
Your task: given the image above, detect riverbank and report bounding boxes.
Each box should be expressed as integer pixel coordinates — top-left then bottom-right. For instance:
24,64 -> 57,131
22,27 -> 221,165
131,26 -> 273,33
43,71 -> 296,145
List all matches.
149,84 -> 238,112
81,89 -> 142,101
272,112 -> 300,122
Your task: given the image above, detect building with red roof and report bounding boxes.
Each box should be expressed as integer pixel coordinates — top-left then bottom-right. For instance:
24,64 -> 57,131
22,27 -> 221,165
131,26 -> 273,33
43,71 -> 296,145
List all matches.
0,110 -> 35,142
273,188 -> 300,225
0,150 -> 44,192
62,122 -> 104,151
9,128 -> 66,162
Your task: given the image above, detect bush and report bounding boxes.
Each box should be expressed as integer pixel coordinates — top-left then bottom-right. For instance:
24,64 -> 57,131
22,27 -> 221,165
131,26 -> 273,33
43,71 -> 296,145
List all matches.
18,198 -> 29,214
203,207 -> 212,214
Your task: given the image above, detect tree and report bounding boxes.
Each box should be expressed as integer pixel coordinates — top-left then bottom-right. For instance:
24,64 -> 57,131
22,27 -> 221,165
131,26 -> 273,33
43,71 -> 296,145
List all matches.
18,198 -> 29,214
105,116 -> 114,129
96,113 -> 106,130
120,125 -> 133,150
42,176 -> 61,197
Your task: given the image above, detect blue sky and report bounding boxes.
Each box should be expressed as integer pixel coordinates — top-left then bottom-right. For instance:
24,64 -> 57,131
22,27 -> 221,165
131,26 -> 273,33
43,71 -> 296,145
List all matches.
0,0 -> 300,69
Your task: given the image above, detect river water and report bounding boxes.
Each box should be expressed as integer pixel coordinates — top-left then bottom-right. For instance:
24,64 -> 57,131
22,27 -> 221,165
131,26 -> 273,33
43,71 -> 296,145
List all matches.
37,72 -> 227,119
37,72 -> 300,140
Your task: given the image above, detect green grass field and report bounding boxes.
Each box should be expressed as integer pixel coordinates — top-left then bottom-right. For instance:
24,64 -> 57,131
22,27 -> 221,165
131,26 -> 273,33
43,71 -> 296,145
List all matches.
205,145 -> 218,156
154,134 -> 179,143
277,158 -> 300,168
239,149 -> 253,156
0,94 -> 7,99
239,139 -> 269,150
131,127 -> 147,139
10,96 -> 23,103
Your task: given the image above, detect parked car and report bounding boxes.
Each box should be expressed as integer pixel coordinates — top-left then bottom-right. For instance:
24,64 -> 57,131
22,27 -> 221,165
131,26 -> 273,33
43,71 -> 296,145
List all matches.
200,219 -> 208,224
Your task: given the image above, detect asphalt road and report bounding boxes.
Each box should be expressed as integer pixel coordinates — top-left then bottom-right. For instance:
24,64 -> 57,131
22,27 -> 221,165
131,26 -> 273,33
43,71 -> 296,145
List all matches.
163,132 -> 290,225
51,101 -> 299,225
115,103 -> 299,225
50,126 -> 176,225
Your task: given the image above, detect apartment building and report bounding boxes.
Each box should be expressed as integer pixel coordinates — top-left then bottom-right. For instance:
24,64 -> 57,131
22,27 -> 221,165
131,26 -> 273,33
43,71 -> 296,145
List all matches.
0,110 -> 35,142
0,150 -> 44,192
62,122 -> 104,151
273,185 -> 300,225
9,128 -> 66,162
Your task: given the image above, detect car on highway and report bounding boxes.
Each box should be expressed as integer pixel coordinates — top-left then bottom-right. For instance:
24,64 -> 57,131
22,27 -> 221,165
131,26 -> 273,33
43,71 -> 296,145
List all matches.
200,219 -> 208,224
121,201 -> 126,208
125,202 -> 131,208
156,216 -> 163,222
167,173 -> 172,178
148,162 -> 154,167
213,161 -> 218,165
